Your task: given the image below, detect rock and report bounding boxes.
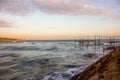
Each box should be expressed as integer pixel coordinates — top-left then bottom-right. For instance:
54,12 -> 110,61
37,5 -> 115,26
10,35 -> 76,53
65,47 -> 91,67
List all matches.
63,65 -> 80,68
71,46 -> 120,80
82,53 -> 96,58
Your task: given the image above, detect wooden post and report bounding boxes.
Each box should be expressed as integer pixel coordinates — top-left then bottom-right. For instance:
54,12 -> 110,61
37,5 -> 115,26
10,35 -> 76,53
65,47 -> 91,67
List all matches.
86,36 -> 89,48
94,36 -> 97,53
74,39 -> 77,48
78,36 -> 82,49
98,36 -> 101,52
82,36 -> 84,49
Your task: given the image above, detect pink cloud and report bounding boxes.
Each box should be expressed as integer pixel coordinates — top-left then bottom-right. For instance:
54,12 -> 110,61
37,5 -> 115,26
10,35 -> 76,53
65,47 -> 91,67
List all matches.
0,19 -> 16,27
0,0 -> 34,15
34,0 -> 107,15
0,0 -> 107,16
109,13 -> 120,20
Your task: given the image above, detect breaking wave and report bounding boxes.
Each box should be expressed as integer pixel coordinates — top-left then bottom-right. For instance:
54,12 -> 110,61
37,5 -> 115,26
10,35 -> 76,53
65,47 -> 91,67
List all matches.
42,65 -> 88,80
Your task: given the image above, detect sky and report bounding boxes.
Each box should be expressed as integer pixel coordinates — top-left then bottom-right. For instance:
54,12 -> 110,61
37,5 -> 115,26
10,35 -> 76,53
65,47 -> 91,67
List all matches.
0,0 -> 120,40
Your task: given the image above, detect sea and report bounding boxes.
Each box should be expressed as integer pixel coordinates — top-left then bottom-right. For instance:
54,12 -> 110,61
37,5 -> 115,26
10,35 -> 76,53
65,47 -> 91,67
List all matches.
0,40 -> 107,80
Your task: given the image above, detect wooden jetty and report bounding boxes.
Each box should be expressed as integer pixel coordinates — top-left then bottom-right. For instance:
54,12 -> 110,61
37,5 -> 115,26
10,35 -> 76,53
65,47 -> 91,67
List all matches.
75,35 -> 120,52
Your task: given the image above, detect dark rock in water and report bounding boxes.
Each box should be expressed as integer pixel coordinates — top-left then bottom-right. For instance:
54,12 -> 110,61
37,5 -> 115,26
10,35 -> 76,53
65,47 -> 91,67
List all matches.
63,65 -> 80,68
82,53 -> 96,58
71,46 -> 120,80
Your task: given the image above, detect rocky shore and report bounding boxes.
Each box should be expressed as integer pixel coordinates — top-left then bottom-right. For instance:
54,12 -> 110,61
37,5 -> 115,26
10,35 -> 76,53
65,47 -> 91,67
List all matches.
71,47 -> 120,80
71,46 -> 120,80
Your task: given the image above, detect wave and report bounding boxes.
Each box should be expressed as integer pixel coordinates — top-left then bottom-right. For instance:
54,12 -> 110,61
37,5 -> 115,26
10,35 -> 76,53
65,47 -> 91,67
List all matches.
1,46 -> 39,51
1,46 -> 59,51
42,65 -> 88,80
43,47 -> 58,51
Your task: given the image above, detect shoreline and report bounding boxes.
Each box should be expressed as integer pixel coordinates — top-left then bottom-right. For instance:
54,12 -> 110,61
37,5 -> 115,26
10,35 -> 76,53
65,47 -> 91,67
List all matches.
71,46 -> 120,80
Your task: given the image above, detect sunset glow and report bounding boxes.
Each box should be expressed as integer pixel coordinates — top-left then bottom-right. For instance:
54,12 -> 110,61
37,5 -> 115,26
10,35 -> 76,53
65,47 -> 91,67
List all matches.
0,0 -> 120,40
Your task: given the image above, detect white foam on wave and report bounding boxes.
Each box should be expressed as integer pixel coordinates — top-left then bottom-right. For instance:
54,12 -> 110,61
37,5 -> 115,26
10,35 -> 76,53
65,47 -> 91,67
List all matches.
42,65 -> 88,80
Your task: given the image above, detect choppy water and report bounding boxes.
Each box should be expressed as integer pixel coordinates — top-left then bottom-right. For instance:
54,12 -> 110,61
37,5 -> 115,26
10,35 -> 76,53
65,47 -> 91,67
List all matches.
0,40 -> 105,80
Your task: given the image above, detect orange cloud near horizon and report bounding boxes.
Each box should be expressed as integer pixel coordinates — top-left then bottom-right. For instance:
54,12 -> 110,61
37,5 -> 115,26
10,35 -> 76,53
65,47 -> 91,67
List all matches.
0,31 -> 120,40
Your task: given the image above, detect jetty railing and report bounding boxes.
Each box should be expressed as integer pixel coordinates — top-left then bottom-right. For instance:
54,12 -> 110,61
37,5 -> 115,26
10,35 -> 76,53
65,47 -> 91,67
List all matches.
74,35 -> 120,52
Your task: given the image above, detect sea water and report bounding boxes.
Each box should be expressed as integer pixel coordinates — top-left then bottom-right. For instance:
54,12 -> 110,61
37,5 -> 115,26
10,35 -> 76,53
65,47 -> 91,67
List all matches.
0,40 -> 105,80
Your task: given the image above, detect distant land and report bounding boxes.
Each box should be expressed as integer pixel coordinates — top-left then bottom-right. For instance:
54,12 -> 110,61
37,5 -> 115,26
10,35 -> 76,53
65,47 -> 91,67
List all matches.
0,37 -> 19,41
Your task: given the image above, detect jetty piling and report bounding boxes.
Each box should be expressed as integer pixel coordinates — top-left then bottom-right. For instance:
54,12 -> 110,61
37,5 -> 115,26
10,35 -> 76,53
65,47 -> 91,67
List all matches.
75,35 -> 120,52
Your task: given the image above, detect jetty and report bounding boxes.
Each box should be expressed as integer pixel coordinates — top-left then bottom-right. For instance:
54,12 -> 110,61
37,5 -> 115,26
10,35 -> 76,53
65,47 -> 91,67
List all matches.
75,35 -> 120,51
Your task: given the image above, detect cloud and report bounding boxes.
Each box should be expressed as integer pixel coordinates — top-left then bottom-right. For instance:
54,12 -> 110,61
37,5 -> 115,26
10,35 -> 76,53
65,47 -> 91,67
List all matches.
0,19 -> 16,27
0,0 -> 34,15
108,13 -> 120,20
0,0 -> 107,16
34,0 -> 107,15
